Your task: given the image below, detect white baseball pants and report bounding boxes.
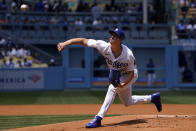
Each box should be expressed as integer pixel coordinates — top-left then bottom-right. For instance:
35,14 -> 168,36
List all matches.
97,69 -> 152,118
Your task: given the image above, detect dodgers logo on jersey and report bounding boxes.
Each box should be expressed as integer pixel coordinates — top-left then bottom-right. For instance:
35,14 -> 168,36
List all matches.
104,57 -> 128,69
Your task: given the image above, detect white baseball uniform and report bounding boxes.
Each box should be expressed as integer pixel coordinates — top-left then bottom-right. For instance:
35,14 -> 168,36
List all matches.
87,39 -> 151,118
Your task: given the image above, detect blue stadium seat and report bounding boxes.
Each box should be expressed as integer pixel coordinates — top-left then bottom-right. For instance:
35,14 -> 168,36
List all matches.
156,30 -> 168,39
131,30 -> 140,39
149,30 -> 157,39
139,30 -> 148,39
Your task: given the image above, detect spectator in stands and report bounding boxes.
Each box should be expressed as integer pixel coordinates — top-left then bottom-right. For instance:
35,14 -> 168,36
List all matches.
10,47 -> 17,57
176,20 -> 187,38
0,37 -> 6,48
91,3 -> 101,20
23,57 -> 32,67
146,58 -> 156,86
6,14 -> 11,24
76,0 -> 85,12
187,21 -> 194,38
1,59 -> 8,68
129,4 -> 138,13
7,48 -> 12,58
10,0 -> 18,12
75,18 -> 83,25
180,0 -> 189,7
0,50 -> 4,59
0,48 -> 6,58
34,0 -> 44,12
148,4 -> 156,24
110,17 -> 118,25
52,0 -> 62,12
0,0 -> 7,11
8,57 -> 15,68
23,46 -> 31,57
50,14 -> 60,24
190,14 -> 196,25
181,1 -> 189,15
179,51 -> 187,82
6,37 -> 14,48
93,18 -> 102,25
190,0 -> 196,8
61,16 -> 68,25
16,46 -> 24,58
33,53 -> 41,64
43,0 -> 50,12
15,60 -> 23,68
48,58 -> 56,66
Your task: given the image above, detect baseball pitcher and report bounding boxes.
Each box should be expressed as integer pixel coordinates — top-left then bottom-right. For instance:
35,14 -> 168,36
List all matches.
57,28 -> 162,128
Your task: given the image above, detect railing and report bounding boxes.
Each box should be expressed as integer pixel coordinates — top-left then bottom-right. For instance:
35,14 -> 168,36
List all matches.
0,23 -> 171,45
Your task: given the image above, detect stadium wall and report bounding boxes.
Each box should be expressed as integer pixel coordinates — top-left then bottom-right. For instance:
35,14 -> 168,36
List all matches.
0,45 -> 196,91
0,67 -> 64,91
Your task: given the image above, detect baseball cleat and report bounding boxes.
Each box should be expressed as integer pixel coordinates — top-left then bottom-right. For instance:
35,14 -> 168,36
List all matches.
151,92 -> 162,112
86,115 -> 102,128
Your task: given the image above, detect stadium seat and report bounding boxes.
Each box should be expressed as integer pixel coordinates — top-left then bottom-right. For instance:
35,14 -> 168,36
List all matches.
139,30 -> 148,39
131,30 -> 140,39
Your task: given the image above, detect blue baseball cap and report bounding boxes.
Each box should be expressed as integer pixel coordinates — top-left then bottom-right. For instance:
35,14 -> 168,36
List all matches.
109,28 -> 125,40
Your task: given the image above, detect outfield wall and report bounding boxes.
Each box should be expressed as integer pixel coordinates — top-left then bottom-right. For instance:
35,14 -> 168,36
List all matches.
0,45 -> 196,91
0,67 -> 64,91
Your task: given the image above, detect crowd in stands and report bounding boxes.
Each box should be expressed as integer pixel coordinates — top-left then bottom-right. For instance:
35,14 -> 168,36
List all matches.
176,0 -> 196,39
0,0 -> 142,13
0,36 -> 49,68
0,0 -> 167,25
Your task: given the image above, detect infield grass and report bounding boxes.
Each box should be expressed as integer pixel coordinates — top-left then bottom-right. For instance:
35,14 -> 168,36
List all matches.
0,90 -> 195,130
0,114 -> 120,130
0,90 -> 196,105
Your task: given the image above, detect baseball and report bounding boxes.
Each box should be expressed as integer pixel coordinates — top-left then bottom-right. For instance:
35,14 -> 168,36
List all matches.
20,4 -> 29,11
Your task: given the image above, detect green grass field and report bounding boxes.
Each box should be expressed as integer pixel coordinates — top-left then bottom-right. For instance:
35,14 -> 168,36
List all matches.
0,90 -> 196,105
0,114 -> 120,130
0,90 -> 196,130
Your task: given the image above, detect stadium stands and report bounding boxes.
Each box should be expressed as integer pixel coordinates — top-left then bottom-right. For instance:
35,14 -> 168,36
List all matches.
3,0 -> 194,89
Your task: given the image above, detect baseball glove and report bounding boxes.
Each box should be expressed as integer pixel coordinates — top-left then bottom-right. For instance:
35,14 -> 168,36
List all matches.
109,69 -> 120,87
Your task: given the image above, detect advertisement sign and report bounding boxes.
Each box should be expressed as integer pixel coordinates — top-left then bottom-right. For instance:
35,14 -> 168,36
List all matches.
0,70 -> 44,90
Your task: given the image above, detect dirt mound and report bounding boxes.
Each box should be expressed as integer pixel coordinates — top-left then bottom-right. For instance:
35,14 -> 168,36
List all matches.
1,104 -> 196,131
5,115 -> 196,131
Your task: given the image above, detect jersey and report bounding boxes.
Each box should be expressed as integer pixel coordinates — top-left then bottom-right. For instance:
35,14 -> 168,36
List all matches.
87,39 -> 137,75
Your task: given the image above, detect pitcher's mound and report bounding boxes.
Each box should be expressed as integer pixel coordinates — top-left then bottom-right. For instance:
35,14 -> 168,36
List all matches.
7,115 -> 196,131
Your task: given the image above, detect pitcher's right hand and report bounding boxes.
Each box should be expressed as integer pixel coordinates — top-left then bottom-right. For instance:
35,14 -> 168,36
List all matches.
57,42 -> 66,52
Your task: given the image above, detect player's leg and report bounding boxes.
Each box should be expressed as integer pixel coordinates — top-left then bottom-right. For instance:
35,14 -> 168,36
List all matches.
86,84 -> 117,128
117,80 -> 152,106
97,84 -> 117,118
117,73 -> 162,112
117,70 -> 151,106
